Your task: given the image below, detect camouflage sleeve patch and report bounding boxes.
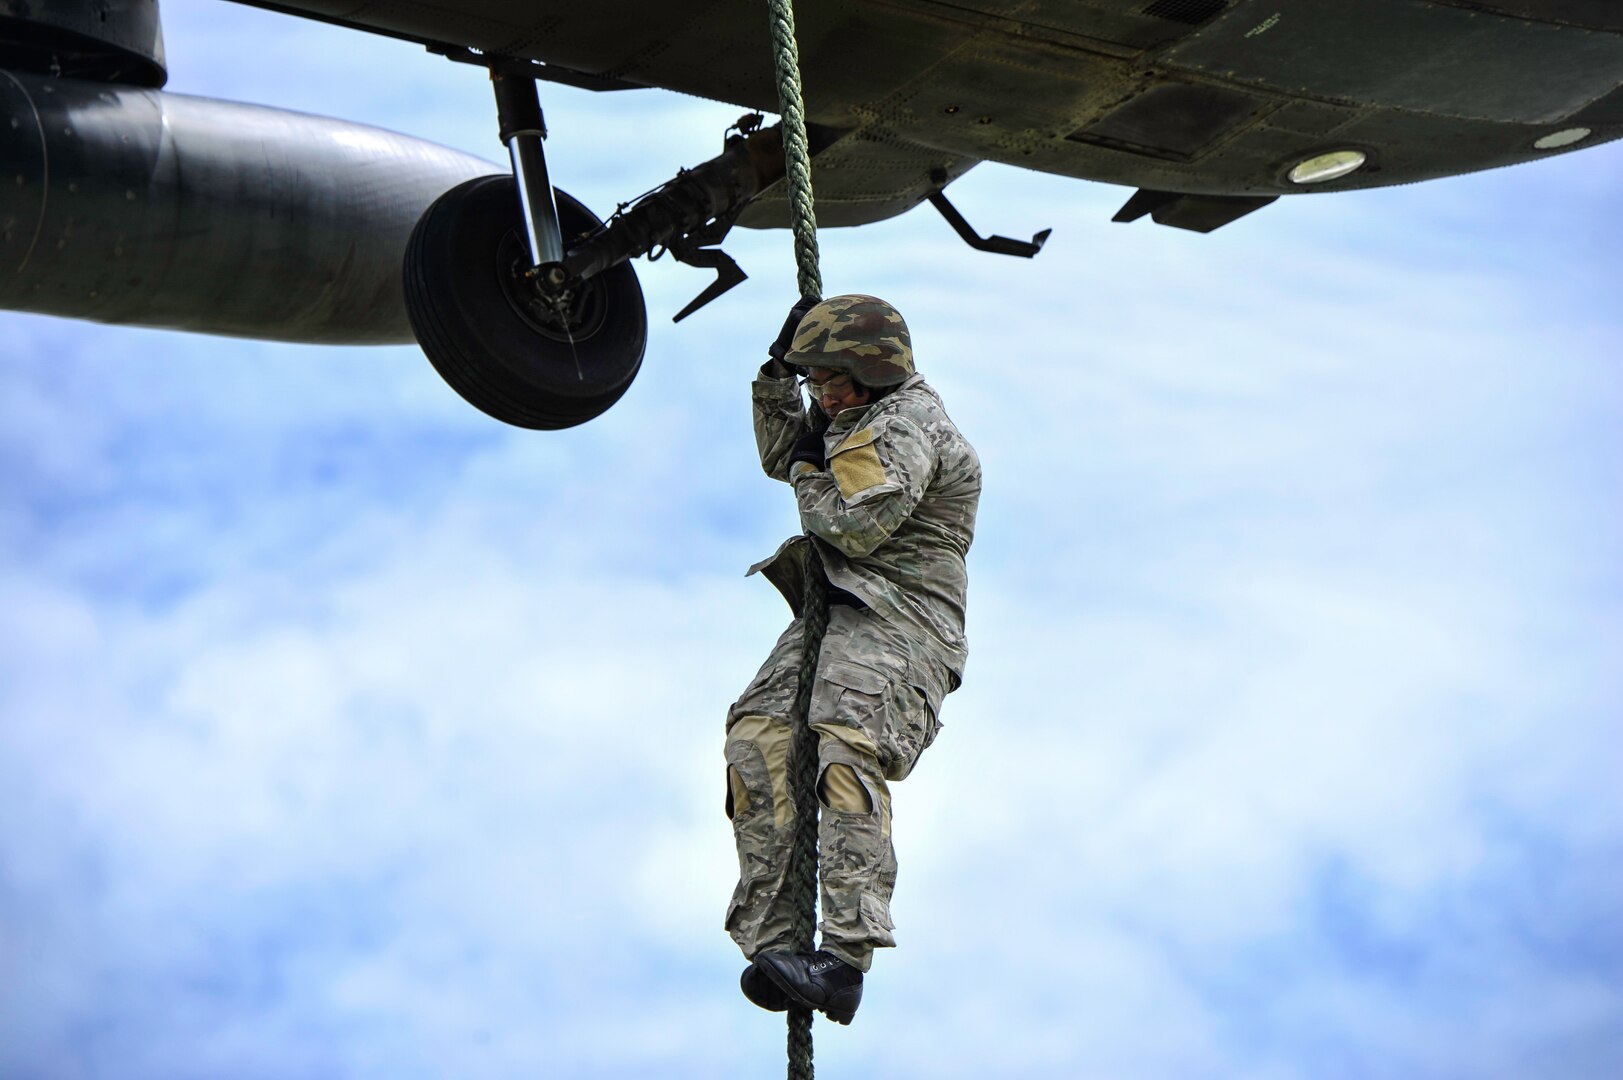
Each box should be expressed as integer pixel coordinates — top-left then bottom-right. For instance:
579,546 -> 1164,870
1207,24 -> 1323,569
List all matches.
829,426 -> 889,501
790,415 -> 935,559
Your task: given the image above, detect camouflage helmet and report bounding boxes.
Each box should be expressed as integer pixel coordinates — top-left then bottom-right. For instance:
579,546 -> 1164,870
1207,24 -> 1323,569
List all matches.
784,294 -> 914,387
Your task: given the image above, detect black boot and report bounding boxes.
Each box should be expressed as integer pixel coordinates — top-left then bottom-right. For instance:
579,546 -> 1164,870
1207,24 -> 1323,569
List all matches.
755,950 -> 864,1025
740,963 -> 791,1012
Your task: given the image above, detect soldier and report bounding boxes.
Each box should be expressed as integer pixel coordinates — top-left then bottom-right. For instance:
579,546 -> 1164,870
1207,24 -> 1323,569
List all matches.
725,294 -> 981,1025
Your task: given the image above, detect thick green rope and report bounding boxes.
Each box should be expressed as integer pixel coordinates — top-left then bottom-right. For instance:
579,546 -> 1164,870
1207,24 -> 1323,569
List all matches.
765,0 -> 824,1076
784,551 -> 826,1080
767,0 -> 823,305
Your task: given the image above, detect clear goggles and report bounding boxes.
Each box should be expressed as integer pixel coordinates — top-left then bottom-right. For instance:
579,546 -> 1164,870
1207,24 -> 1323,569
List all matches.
801,374 -> 855,399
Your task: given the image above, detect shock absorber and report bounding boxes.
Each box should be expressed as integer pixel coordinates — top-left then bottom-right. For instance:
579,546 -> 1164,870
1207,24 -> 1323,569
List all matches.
489,61 -> 566,270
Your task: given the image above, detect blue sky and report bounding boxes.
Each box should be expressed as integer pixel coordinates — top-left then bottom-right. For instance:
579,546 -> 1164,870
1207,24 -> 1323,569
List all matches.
2,3 -> 1621,1078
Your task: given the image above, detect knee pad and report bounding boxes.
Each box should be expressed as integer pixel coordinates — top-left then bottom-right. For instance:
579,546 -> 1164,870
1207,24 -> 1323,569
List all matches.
726,764 -> 752,818
726,742 -> 771,822
815,736 -> 891,838
725,714 -> 795,829
817,762 -> 874,814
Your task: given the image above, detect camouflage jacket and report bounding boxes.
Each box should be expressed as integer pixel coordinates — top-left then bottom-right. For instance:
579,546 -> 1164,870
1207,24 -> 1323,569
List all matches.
748,369 -> 981,687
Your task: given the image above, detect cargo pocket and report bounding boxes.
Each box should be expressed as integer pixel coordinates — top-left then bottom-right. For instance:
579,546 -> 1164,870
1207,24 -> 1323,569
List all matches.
858,892 -> 897,949
911,666 -> 946,755
724,865 -> 769,943
727,650 -> 799,730
916,689 -> 942,753
878,681 -> 937,782
880,650 -> 947,782
728,663 -> 779,730
813,654 -> 886,733
822,659 -> 886,696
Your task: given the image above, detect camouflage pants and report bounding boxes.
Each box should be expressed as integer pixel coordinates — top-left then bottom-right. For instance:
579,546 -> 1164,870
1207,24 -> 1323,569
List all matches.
724,605 -> 944,973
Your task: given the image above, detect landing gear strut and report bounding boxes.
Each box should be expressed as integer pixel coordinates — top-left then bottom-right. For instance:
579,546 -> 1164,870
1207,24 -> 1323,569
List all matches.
403,62 -> 646,430
493,64 -> 566,270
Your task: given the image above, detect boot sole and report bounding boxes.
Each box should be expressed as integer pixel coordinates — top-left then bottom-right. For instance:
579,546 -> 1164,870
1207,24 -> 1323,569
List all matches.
822,986 -> 861,1026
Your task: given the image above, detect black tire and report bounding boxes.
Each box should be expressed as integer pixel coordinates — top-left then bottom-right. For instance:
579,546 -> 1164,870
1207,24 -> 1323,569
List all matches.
403,175 -> 647,429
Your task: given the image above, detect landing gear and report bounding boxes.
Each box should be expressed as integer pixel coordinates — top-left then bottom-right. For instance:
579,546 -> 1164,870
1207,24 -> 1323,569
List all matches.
403,175 -> 646,429
404,55 -> 785,428
403,61 -> 646,430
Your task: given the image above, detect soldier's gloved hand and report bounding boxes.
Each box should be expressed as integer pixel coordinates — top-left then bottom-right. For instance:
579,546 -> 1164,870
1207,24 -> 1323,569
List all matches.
767,296 -> 821,369
789,428 -> 826,471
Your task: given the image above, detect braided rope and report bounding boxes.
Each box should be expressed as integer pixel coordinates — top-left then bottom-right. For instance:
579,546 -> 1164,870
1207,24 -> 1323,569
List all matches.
765,0 -> 824,1076
784,558 -> 826,1080
767,0 -> 823,304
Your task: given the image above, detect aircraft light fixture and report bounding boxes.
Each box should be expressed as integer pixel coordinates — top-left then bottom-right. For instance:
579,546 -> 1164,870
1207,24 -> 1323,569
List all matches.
1533,127 -> 1591,150
1288,150 -> 1367,184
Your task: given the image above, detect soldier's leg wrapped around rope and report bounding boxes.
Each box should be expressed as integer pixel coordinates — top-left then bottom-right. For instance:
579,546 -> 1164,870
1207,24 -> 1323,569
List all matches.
724,605 -> 942,971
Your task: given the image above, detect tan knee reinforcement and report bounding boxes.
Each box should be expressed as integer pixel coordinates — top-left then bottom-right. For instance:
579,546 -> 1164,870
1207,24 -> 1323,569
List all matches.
725,715 -> 795,829
726,764 -> 751,818
817,762 -> 874,814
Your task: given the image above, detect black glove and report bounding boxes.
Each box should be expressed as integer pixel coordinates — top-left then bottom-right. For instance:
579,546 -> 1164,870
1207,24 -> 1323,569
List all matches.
767,296 -> 821,367
789,427 -> 826,471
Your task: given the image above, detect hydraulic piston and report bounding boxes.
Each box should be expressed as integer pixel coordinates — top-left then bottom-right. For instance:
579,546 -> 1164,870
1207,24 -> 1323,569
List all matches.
491,62 -> 565,270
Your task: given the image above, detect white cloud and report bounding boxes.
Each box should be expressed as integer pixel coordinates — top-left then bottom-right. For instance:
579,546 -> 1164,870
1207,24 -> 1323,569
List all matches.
2,4 -> 1622,1079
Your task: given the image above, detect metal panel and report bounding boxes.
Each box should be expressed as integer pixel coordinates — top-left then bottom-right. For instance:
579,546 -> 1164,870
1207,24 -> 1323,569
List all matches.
1167,0 -> 1623,123
1070,82 -> 1266,159
1430,1 -> 1623,32
1142,0 -> 1230,27
1570,83 -> 1623,123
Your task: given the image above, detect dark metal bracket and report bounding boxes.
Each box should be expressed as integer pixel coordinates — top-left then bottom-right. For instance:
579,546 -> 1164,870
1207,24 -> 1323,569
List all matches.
668,246 -> 748,322
517,118 -> 774,320
665,198 -> 749,321
927,169 -> 1050,258
1110,187 -> 1277,234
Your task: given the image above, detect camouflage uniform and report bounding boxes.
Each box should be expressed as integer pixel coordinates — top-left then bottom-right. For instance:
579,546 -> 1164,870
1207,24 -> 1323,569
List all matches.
724,305 -> 980,973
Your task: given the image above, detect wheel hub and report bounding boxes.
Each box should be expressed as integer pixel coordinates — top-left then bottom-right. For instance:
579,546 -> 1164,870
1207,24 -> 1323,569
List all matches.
497,228 -> 608,344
